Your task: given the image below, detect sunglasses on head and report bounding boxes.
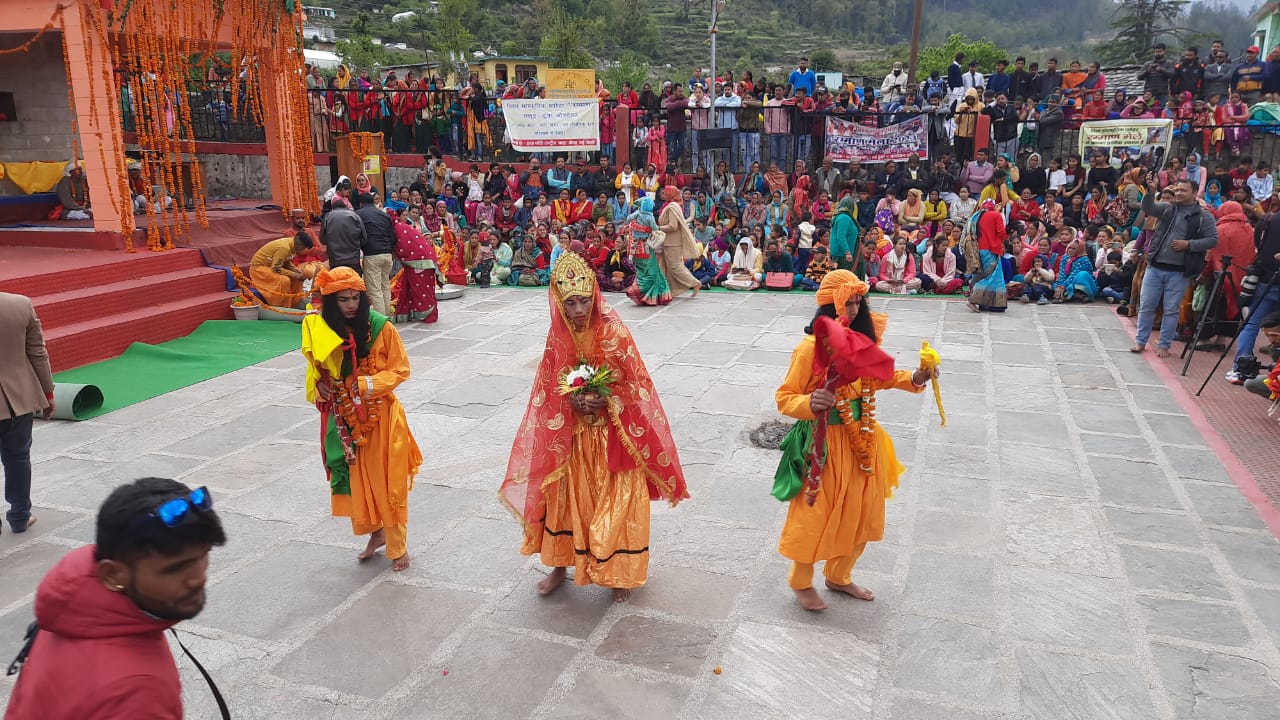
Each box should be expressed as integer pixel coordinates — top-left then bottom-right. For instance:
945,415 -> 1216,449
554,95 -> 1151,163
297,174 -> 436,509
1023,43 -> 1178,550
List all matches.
148,487 -> 213,527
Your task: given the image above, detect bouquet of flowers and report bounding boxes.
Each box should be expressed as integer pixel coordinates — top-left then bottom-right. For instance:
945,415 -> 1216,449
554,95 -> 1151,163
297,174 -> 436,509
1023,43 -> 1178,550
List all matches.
558,361 -> 616,397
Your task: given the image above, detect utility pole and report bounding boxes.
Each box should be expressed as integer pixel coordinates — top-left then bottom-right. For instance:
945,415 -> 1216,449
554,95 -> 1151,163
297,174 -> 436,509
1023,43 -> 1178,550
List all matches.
907,0 -> 923,85
709,0 -> 724,82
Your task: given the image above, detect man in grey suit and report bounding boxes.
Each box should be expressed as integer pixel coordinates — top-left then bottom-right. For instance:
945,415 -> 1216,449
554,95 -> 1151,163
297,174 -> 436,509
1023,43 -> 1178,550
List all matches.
0,293 -> 54,534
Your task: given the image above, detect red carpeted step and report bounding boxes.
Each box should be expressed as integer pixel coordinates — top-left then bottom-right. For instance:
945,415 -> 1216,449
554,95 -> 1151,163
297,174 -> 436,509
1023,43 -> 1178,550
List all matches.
0,248 -> 206,297
31,267 -> 230,331
44,291 -> 236,373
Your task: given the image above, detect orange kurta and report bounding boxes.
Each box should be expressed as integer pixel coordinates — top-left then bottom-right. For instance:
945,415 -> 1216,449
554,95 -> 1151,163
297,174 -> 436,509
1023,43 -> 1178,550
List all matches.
521,414 -> 652,588
303,316 -> 422,559
250,237 -> 307,307
775,335 -> 923,564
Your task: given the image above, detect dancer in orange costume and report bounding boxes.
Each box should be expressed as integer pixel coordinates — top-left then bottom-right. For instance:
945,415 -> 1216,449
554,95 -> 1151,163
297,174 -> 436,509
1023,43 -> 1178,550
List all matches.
773,270 -> 936,610
302,267 -> 422,571
501,252 -> 689,602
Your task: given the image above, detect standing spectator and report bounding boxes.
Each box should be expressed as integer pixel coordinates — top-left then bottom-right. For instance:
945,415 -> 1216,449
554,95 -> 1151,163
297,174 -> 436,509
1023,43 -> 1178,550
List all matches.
962,61 -> 984,93
738,88 -> 764,170
0,292 -> 52,535
947,53 -> 966,104
689,83 -> 714,171
791,87 -> 816,167
1009,57 -> 1035,101
1203,49 -> 1235,102
765,85 -> 791,168
1173,47 -> 1205,100
663,84 -> 689,168
1140,43 -> 1176,104
789,57 -> 816,97
1232,46 -> 1266,104
952,89 -> 984,162
881,62 -> 909,106
1033,58 -> 1063,101
923,92 -> 953,161
987,59 -> 1012,96
986,93 -> 1020,159
356,195 -> 396,316
713,83 -> 743,172
320,195 -> 366,272
4,478 -> 226,720
1132,178 -> 1219,358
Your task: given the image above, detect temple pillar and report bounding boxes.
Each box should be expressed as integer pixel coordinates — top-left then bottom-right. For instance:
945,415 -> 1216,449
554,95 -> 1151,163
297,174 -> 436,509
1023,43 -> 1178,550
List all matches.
61,2 -> 127,235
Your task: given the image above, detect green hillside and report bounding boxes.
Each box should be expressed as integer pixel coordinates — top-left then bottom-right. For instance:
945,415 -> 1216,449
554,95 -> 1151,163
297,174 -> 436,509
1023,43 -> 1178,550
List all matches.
312,0 -> 1256,80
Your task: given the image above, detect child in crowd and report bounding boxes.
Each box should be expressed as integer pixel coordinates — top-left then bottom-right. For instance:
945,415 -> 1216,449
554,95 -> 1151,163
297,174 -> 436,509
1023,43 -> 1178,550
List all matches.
1021,254 -> 1057,304
800,244 -> 832,288
1097,250 -> 1135,305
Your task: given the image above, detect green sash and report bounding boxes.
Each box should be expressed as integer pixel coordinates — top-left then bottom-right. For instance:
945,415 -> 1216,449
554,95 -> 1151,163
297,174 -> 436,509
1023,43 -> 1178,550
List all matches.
323,312 -> 389,496
770,400 -> 860,502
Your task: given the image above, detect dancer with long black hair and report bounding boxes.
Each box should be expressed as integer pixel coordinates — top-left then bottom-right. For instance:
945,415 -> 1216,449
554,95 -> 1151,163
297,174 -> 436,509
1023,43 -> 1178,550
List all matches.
772,270 -> 936,611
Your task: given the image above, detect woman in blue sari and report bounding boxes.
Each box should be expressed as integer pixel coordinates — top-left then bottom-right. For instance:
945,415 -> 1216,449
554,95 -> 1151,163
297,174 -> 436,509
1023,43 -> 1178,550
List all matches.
1053,237 -> 1097,302
965,199 -> 1009,313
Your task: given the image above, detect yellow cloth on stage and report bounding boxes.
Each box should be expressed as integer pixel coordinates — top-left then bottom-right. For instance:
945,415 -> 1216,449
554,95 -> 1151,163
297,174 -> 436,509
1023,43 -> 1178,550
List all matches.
301,314 -> 421,560
775,335 -> 923,564
2,161 -> 69,194
521,418 -> 651,589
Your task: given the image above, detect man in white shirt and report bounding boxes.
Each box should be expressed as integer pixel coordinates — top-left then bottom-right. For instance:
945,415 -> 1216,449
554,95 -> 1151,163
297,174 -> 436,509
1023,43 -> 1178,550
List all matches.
881,62 -> 909,105
713,84 -> 743,172
689,83 -> 714,172
963,61 -> 985,92
1248,163 -> 1273,202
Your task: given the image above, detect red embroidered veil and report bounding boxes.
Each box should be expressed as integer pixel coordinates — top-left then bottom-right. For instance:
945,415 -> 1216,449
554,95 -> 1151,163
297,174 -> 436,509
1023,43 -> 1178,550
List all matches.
500,253 -> 689,532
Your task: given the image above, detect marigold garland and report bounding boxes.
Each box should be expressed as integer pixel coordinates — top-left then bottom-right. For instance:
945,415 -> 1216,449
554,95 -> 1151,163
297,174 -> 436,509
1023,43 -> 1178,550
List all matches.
0,5 -> 66,56
68,0 -> 318,249
230,263 -> 310,310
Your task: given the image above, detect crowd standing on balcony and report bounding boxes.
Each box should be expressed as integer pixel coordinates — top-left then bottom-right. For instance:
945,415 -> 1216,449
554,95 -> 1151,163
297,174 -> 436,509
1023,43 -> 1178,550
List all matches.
269,44 -> 1280,408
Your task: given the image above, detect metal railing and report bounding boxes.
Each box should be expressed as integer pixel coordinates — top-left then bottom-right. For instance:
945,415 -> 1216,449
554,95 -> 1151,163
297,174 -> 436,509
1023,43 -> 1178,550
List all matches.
119,87 -> 1280,178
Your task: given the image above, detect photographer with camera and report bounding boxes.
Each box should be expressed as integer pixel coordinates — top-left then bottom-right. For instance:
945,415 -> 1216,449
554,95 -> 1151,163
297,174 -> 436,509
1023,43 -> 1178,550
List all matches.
1131,178 -> 1219,358
1226,209 -> 1280,383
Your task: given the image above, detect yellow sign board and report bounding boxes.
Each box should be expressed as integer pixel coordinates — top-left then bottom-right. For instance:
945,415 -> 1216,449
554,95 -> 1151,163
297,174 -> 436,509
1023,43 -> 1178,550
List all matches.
362,155 -> 381,174
545,69 -> 596,99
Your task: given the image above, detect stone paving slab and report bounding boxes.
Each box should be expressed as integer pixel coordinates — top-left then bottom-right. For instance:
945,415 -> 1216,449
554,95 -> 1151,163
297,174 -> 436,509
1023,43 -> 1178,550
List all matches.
0,291 -> 1278,719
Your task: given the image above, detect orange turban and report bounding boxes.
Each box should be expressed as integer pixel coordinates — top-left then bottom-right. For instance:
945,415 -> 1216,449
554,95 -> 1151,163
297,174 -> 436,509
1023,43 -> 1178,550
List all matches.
313,266 -> 365,295
815,270 -> 869,316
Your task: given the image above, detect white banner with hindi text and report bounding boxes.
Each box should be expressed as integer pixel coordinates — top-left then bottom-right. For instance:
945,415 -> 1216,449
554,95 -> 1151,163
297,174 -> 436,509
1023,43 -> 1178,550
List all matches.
501,99 -> 600,151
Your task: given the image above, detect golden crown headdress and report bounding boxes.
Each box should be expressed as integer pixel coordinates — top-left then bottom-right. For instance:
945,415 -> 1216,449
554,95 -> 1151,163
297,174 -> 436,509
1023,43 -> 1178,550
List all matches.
550,251 -> 596,301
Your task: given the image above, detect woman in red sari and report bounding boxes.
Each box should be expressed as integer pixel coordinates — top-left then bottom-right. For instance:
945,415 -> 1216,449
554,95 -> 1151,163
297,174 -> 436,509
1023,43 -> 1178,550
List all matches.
501,251 -> 688,602
392,215 -> 440,323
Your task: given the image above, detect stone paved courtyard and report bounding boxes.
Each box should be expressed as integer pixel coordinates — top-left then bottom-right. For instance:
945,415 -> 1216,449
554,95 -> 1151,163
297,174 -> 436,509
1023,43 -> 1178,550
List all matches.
1,289 -> 1279,719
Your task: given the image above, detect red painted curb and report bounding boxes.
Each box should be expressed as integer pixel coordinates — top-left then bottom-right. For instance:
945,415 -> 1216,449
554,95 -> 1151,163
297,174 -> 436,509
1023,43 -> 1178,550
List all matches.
1118,316 -> 1280,540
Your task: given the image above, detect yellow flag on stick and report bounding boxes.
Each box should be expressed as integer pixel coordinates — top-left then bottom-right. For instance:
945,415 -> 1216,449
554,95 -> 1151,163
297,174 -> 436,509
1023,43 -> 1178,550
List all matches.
919,340 -> 946,427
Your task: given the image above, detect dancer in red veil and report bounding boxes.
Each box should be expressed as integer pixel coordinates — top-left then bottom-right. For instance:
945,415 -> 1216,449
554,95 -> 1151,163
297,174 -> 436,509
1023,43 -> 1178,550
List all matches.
501,251 -> 689,602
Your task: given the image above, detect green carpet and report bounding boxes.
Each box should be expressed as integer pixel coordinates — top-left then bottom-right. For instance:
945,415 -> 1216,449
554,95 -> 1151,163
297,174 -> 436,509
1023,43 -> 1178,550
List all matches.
53,320 -> 302,420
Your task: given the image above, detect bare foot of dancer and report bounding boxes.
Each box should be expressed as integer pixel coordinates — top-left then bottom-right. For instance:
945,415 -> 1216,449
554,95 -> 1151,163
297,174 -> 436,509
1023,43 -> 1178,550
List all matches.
357,529 -> 386,561
391,553 -> 411,572
966,301 -> 980,313
793,587 -> 828,611
825,579 -> 875,601
537,567 -> 567,596
690,286 -> 700,298
612,588 -> 631,603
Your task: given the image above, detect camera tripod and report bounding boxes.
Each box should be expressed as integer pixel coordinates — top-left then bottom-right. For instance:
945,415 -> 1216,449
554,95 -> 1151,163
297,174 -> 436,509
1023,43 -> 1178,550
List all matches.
1179,255 -> 1239,377
1195,266 -> 1280,396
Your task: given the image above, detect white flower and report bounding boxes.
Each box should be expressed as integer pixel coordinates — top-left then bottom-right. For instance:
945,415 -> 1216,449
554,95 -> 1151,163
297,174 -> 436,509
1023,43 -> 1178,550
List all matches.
566,364 -> 597,385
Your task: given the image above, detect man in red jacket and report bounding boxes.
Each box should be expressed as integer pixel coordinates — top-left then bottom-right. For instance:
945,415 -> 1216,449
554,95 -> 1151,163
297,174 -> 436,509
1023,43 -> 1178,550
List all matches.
6,477 -> 226,720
